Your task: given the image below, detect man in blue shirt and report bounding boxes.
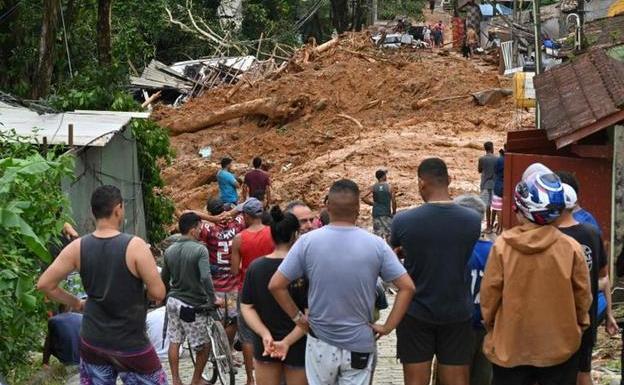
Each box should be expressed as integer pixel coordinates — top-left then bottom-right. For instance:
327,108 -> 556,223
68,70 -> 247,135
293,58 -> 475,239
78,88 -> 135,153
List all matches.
217,157 -> 240,206
556,171 -> 601,233
454,194 -> 494,385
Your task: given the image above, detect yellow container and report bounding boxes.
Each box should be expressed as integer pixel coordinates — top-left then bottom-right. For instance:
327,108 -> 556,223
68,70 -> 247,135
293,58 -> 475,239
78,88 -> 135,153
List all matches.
513,72 -> 536,108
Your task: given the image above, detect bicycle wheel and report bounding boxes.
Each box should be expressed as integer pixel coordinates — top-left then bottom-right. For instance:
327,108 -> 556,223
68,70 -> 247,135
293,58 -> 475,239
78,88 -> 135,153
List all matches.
188,340 -> 219,384
210,320 -> 236,385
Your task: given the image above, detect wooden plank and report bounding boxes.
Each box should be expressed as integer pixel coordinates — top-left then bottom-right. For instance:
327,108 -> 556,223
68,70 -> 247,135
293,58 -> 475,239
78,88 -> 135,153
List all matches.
556,109 -> 624,148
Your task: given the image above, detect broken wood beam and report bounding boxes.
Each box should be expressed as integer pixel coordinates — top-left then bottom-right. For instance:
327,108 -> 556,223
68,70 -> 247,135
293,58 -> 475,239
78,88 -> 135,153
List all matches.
166,96 -> 308,135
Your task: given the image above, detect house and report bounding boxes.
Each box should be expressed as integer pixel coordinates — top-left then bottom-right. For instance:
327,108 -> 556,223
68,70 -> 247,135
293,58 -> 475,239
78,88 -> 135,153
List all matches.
0,103 -> 149,238
502,48 -> 624,267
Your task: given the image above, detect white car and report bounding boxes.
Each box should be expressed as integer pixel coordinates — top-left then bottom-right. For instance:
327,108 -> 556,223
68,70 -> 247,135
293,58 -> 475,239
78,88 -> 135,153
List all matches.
372,33 -> 403,48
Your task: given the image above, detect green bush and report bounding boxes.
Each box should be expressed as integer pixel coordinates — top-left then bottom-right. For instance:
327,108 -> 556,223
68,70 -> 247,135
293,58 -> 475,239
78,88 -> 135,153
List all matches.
0,132 -> 74,380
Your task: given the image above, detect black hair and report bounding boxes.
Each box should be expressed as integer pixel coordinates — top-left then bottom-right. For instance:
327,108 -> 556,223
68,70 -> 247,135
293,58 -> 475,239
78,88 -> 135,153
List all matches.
179,212 -> 201,235
261,210 -> 273,226
418,158 -> 449,185
555,170 -> 580,194
499,148 -> 505,156
329,179 -> 360,196
221,157 -> 232,169
253,157 -> 262,168
375,170 -> 387,180
484,141 -> 494,152
91,185 -> 123,220
251,190 -> 266,201
319,209 -> 330,226
269,206 -> 300,244
206,197 -> 224,215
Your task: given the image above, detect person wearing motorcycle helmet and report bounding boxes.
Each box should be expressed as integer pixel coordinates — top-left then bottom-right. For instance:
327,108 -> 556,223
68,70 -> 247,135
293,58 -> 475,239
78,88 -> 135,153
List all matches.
480,164 -> 592,385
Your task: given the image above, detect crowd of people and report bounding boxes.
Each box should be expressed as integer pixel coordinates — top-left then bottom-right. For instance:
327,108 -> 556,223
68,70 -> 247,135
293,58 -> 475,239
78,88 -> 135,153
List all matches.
36,152 -> 624,385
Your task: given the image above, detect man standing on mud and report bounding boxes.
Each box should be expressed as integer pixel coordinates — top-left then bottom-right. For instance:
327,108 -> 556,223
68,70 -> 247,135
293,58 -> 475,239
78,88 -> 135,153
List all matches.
243,157 -> 271,207
391,158 -> 481,385
270,179 -> 415,385
37,185 -> 167,384
362,169 -> 396,241
218,157 -> 241,208
478,141 -> 498,233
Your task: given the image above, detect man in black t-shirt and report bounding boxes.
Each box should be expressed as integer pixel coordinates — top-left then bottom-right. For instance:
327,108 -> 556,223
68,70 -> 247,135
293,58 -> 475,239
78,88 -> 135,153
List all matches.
558,182 -> 618,385
391,158 -> 481,385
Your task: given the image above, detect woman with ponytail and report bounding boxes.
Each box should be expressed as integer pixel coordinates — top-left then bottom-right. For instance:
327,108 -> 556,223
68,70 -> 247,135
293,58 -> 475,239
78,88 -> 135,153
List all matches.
240,206 -> 308,385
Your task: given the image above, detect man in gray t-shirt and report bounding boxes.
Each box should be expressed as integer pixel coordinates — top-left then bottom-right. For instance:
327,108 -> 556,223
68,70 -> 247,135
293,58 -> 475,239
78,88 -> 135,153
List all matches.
269,179 -> 415,385
478,141 -> 498,232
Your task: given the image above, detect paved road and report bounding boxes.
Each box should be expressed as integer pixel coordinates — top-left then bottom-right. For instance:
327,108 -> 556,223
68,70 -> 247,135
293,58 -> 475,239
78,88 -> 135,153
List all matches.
65,294 -> 403,385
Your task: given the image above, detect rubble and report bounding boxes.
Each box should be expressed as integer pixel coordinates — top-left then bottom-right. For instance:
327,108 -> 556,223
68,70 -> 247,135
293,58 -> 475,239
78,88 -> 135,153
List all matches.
153,32 -> 521,222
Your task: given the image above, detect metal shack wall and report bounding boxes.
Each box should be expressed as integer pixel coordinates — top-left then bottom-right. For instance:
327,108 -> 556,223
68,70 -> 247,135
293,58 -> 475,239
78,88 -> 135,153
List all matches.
63,128 -> 146,238
502,153 -> 613,237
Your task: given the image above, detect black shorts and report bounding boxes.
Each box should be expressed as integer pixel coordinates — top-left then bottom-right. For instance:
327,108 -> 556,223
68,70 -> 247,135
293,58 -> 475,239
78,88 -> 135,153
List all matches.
492,352 -> 579,385
253,335 -> 306,368
578,329 -> 595,373
396,314 -> 474,365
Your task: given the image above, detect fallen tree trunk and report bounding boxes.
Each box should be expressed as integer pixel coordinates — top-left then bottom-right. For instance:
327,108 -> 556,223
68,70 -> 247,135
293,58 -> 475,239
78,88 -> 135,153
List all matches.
315,37 -> 339,54
167,96 -> 308,135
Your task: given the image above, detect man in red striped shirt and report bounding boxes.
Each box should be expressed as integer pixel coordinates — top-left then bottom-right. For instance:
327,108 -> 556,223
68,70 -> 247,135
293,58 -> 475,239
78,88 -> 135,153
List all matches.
198,198 -> 245,345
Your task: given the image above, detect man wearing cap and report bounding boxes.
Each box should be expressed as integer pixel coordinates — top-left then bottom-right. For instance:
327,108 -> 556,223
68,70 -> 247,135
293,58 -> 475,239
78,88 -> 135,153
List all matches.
556,180 -> 619,385
199,197 -> 246,345
362,169 -> 397,241
231,197 -> 275,385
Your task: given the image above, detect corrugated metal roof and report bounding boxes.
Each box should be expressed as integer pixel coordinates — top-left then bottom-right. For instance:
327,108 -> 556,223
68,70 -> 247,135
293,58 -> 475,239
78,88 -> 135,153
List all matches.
533,48 -> 624,145
0,107 -> 149,147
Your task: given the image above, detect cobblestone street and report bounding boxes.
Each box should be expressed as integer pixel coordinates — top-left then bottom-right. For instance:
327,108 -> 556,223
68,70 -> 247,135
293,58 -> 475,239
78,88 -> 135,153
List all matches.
66,294 -> 403,385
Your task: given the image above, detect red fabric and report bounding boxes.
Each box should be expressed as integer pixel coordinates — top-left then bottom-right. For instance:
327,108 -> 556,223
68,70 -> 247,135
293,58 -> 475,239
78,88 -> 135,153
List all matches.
199,216 -> 246,292
244,169 -> 271,197
238,226 -> 275,290
79,338 -> 162,373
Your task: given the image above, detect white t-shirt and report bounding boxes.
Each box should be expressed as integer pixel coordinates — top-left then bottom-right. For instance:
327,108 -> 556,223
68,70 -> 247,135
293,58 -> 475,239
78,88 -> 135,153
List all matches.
146,307 -> 169,359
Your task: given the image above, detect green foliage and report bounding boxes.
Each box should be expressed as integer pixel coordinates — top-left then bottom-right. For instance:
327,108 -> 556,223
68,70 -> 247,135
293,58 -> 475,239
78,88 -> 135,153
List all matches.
0,131 -> 74,379
130,119 -> 176,243
378,0 -> 425,21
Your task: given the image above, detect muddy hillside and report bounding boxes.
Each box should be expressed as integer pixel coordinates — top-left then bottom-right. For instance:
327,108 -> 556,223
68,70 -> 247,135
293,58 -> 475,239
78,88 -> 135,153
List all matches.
154,32 -> 524,221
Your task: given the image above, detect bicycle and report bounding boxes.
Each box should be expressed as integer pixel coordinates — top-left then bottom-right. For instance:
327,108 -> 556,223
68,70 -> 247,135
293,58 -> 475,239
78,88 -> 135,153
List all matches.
188,309 -> 236,385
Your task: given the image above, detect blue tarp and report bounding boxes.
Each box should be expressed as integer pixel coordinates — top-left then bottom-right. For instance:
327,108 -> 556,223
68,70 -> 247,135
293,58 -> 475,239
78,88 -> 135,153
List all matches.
479,3 -> 513,16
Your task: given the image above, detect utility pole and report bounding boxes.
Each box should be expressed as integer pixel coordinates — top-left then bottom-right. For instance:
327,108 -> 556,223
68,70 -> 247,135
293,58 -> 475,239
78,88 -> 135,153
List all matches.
578,0 -> 585,48
532,0 -> 541,129
512,0 -> 518,66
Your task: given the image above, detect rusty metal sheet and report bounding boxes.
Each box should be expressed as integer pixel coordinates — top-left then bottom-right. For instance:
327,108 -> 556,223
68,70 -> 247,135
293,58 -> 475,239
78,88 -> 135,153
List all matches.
502,150 -> 613,238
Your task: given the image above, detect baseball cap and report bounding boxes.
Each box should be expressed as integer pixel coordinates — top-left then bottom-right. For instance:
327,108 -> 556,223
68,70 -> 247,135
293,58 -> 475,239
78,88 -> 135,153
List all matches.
236,198 -> 264,217
562,183 -> 578,209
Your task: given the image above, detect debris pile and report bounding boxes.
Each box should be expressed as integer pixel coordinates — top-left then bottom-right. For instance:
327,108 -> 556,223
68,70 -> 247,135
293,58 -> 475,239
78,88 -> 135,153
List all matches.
153,32 -> 524,219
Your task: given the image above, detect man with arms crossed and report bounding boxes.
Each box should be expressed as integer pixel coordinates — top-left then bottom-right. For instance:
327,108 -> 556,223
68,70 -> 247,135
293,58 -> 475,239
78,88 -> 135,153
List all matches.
270,179 -> 416,385
391,158 -> 481,385
37,185 -> 166,384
